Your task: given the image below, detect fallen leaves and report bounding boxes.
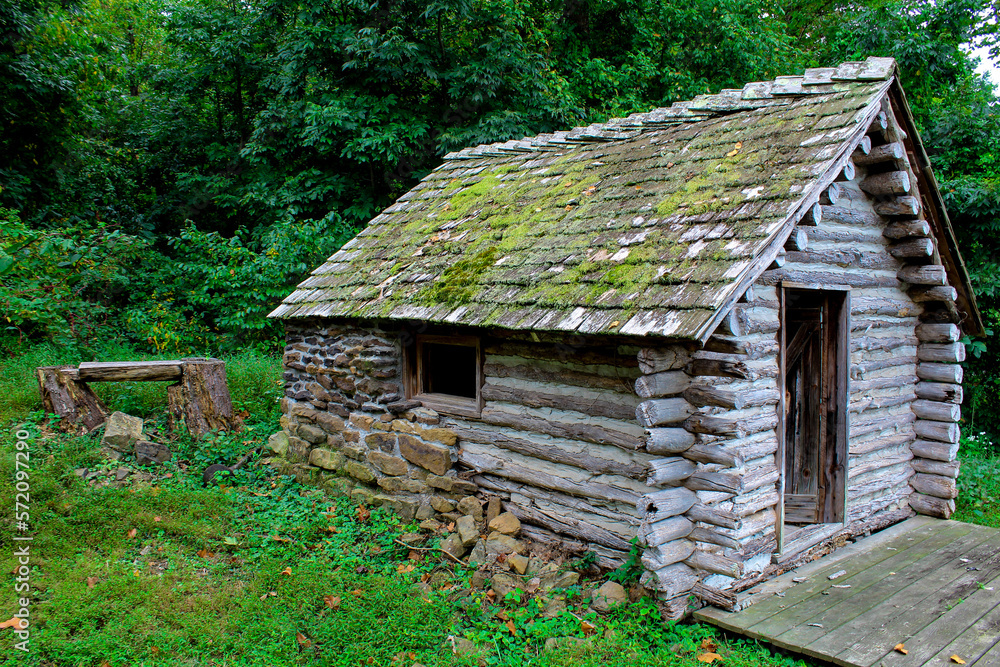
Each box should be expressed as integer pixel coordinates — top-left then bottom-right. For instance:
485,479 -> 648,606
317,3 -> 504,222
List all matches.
697,638 -> 722,661
296,631 -> 312,649
280,566 -> 292,576
86,576 -> 99,589
951,656 -> 966,664
0,617 -> 27,630
323,595 -> 341,610
259,591 -> 277,600
580,620 -> 596,636
355,505 -> 370,523
197,548 -> 215,559
504,619 -> 516,635
894,643 -> 908,655
396,563 -> 415,574
725,141 -> 743,158
697,652 -> 723,664
126,528 -> 137,540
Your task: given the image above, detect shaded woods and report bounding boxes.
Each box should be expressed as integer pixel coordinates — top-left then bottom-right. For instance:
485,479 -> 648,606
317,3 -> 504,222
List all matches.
2,0 -> 1000,436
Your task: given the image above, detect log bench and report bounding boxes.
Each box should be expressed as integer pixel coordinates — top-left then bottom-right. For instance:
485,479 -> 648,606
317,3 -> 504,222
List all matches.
36,358 -> 242,437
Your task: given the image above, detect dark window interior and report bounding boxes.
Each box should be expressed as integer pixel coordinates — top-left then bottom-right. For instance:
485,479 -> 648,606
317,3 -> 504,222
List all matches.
421,342 -> 477,398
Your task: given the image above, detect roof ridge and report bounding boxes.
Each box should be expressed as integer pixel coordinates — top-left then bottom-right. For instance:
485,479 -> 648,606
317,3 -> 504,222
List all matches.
443,57 -> 897,161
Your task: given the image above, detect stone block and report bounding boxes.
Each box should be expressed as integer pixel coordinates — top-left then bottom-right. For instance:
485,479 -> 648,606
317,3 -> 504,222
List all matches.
350,413 -> 374,430
101,412 -> 143,452
342,443 -> 367,460
365,432 -> 397,452
410,407 -> 439,425
267,431 -> 289,456
458,496 -> 484,522
416,503 -> 436,520
440,534 -> 466,560
430,497 -> 456,513
398,435 -> 451,475
420,427 -> 457,447
485,533 -> 526,558
309,448 -> 345,470
393,498 -> 419,521
343,430 -> 360,443
287,436 -> 311,463
378,477 -> 405,493
344,460 -> 376,483
457,515 -> 479,547
315,412 -> 345,434
391,419 -> 418,435
452,480 -> 479,495
367,451 -> 408,476
488,512 -> 521,536
297,423 -> 327,445
508,554 -> 529,575
426,475 -> 453,491
351,487 -> 375,506
401,480 -> 430,494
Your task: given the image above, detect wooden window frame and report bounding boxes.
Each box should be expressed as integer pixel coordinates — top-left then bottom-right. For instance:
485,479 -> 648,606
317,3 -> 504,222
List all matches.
404,334 -> 483,418
775,282 -> 850,558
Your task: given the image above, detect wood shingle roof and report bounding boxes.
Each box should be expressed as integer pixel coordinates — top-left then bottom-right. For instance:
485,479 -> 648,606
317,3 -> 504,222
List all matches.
271,58 -> 906,342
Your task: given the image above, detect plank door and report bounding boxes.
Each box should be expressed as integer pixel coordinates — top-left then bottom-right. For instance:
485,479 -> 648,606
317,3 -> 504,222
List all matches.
781,287 -> 849,525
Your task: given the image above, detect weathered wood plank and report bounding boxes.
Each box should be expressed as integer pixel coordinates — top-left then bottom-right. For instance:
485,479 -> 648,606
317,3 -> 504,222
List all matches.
77,360 -> 184,382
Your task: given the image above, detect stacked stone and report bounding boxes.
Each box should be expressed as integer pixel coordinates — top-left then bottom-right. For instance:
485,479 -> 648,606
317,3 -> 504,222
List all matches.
270,321 -> 480,523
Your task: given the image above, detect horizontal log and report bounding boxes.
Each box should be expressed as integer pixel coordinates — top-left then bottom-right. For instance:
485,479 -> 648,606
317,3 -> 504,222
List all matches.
502,501 -> 632,550
686,503 -> 739,530
77,360 -> 185,382
883,218 -> 930,239
913,419 -> 959,444
838,159 -> 856,182
910,439 -> 959,462
875,196 -> 922,218
916,362 -> 963,384
640,562 -> 698,597
850,354 -> 917,380
637,348 -> 691,375
683,385 -> 744,410
911,472 -> 958,499
518,524 -> 627,569
474,475 -> 640,528
853,135 -> 872,156
685,471 -> 741,494
641,539 -> 696,570
481,403 -> 643,451
868,110 -> 888,133
769,248 -> 787,270
644,428 -> 697,455
481,381 -> 637,422
636,398 -> 695,427
688,527 -> 741,551
692,581 -> 738,611
889,237 -> 933,259
685,358 -> 751,380
739,285 -> 756,303
850,412 -> 916,439
908,492 -> 955,519
911,399 -> 960,423
716,309 -> 743,337
920,302 -> 963,325
639,516 -> 694,548
703,336 -> 750,355
484,360 -> 635,393
742,463 -> 781,494
819,205 -> 880,227
683,414 -> 741,437
784,228 -> 808,252
909,285 -> 958,303
760,268 -> 899,290
850,432 -> 915,457
634,371 -> 690,398
484,341 -> 639,368
916,323 -> 961,343
639,487 -> 700,522
684,549 -> 743,578
861,170 -> 910,196
682,444 -> 743,468
820,183 -> 841,205
855,141 -> 903,166
646,457 -> 697,487
898,265 -> 947,286
915,381 -> 963,404
911,457 -> 960,478
449,421 -> 649,480
800,202 -> 822,227
917,343 -> 965,363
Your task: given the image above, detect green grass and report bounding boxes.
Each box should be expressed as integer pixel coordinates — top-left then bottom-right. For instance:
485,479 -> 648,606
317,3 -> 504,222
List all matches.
0,344 -> 816,666
954,433 -> 1000,527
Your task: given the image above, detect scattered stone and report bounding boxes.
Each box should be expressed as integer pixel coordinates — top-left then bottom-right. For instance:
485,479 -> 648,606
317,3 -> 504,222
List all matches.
456,515 -> 479,547
488,512 -> 520,536
398,434 -> 451,475
74,468 -> 88,478
457,496 -> 483,521
486,496 -> 501,525
400,533 -> 424,546
485,533 -> 526,558
592,581 -> 628,612
101,412 -> 143,452
393,498 -> 419,521
451,479 -> 479,495
430,497 -> 456,513
508,554 -> 529,575
429,571 -> 452,587
267,431 -> 289,456
366,451 -> 408,476
115,468 -> 131,481
309,448 -> 345,470
542,596 -> 567,618
135,440 -> 171,465
419,519 -> 442,532
467,540 -> 488,566
440,534 -> 466,560
490,572 -> 519,598
440,511 -> 462,524
471,569 -> 489,589
415,503 -> 436,521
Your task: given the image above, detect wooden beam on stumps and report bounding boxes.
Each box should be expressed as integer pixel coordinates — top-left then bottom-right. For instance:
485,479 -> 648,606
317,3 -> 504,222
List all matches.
35,366 -> 108,432
167,359 -> 244,437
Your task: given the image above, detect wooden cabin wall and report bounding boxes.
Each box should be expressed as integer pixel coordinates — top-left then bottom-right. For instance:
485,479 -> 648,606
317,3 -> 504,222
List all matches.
276,320 -> 657,569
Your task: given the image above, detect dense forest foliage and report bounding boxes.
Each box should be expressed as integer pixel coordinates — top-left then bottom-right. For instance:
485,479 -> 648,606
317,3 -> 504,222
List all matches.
2,0 -> 999,432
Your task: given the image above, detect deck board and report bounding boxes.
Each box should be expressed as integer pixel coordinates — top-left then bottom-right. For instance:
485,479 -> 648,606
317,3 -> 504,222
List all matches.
695,518 -> 1000,666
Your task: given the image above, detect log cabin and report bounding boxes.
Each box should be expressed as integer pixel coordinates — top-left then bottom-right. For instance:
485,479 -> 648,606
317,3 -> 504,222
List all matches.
267,57 -> 983,617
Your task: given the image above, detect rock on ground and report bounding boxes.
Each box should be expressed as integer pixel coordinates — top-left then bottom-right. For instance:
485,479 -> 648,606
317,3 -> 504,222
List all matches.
101,411 -> 143,453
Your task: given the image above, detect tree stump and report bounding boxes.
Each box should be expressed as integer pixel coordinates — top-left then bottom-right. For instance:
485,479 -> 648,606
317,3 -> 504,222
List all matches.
35,366 -> 108,432
167,359 -> 243,437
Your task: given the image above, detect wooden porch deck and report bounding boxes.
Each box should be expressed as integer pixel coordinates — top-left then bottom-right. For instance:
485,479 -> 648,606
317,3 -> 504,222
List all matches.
695,517 -> 1000,666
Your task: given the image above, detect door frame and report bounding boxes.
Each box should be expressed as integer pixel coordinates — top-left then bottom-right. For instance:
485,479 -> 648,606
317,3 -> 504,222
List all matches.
775,282 -> 851,556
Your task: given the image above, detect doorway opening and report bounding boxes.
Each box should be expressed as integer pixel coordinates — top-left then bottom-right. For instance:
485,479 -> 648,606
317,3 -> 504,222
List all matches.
777,285 -> 849,556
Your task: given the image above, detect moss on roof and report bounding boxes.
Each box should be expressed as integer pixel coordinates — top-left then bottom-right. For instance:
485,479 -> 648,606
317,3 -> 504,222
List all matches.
273,59 -> 898,340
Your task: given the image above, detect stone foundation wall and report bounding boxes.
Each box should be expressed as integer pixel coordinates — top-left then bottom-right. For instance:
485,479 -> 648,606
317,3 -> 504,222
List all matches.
272,320 -> 477,522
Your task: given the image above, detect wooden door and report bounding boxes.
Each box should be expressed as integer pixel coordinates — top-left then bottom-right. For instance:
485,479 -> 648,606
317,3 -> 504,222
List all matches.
781,287 -> 849,525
